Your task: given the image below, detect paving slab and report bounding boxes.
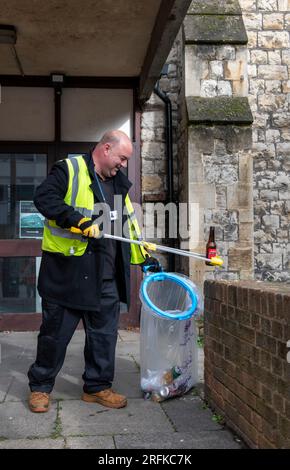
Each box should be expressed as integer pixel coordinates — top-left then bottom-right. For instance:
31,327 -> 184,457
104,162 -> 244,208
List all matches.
0,401 -> 57,439
0,438 -> 65,449
115,431 -> 242,449
115,356 -> 140,373
116,341 -> 140,357
118,330 -> 140,342
161,394 -> 223,432
60,399 -> 174,437
113,372 -> 142,398
0,376 -> 13,402
3,374 -> 29,402
66,436 -> 115,449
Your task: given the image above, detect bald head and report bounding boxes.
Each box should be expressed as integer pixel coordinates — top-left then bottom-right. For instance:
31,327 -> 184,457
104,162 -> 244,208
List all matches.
99,130 -> 132,148
93,130 -> 133,180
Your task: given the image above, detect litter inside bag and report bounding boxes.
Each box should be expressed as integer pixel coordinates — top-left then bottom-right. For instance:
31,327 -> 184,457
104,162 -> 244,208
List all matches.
139,273 -> 203,402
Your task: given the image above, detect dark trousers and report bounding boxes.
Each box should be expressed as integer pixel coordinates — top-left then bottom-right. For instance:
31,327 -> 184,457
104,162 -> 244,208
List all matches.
28,279 -> 120,394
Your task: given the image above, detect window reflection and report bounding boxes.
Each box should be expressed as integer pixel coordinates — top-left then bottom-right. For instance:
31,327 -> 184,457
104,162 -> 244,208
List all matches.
0,257 -> 40,313
0,154 -> 47,239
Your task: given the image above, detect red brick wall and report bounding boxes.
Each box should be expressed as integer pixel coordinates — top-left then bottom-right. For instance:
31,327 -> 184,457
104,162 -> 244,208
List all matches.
204,280 -> 290,449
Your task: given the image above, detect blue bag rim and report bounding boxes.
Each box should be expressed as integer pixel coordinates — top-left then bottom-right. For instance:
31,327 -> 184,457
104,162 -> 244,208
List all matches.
141,272 -> 198,320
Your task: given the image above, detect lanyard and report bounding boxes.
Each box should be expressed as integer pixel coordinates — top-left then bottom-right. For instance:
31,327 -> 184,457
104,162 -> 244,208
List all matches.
94,171 -> 106,203
94,172 -> 118,222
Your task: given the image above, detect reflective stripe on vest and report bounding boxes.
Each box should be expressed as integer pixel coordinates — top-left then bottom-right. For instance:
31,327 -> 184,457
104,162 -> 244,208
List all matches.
125,194 -> 148,264
42,156 -> 94,256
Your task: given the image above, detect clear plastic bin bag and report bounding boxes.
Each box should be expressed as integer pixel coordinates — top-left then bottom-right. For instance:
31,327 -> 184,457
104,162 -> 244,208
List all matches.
139,272 -> 203,402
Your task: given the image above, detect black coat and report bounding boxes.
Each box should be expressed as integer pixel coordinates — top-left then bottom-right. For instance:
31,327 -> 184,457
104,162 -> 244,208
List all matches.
34,154 -> 133,310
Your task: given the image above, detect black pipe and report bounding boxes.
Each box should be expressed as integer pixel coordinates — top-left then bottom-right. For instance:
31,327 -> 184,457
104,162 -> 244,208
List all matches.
154,82 -> 175,272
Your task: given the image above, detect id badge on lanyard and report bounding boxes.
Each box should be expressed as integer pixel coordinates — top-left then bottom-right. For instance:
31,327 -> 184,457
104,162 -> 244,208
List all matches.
110,210 -> 118,221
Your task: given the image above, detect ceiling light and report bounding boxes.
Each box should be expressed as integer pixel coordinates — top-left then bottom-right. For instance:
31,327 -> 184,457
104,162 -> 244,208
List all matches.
51,73 -> 65,83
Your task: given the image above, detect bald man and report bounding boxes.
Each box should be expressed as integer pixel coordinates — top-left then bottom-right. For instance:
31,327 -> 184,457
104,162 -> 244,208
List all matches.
27,131 -> 159,413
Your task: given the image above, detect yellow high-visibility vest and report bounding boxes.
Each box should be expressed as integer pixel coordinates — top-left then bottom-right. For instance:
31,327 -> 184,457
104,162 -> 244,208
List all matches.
42,155 -> 147,264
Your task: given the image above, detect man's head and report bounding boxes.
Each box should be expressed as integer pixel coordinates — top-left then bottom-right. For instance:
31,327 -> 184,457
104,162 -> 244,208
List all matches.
92,130 -> 133,180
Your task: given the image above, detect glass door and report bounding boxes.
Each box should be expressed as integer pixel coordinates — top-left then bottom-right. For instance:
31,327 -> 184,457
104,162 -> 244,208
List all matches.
0,153 -> 47,322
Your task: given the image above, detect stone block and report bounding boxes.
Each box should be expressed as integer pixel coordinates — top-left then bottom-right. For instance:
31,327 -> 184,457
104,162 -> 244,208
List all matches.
141,128 -> 165,143
204,164 -> 238,185
243,12 -> 263,30
210,61 -> 224,79
252,142 -> 276,159
282,80 -> 290,93
268,51 -> 282,65
258,32 -> 290,49
142,159 -> 155,174
240,0 -> 257,10
281,129 -> 290,140
263,13 -> 285,30
188,0 -> 242,15
200,80 -> 218,97
250,49 -> 267,64
141,111 -> 165,129
186,97 -> 253,124
258,94 -> 288,112
232,78 -> 248,96
265,80 -> 282,93
272,113 -> 290,127
142,142 -> 166,160
249,79 -> 265,95
257,0 -> 280,10
256,254 -> 283,270
276,142 -> 290,157
239,151 -> 253,182
142,175 -> 164,193
216,46 -> 236,61
228,247 -> 253,270
248,64 -> 257,79
189,183 -> 216,208
258,65 -> 288,80
247,31 -> 258,48
239,222 -> 254,243
224,59 -> 247,81
277,0 -> 290,10
227,184 -> 253,210
184,15 -> 248,45
217,81 -> 232,96
282,50 -> 290,65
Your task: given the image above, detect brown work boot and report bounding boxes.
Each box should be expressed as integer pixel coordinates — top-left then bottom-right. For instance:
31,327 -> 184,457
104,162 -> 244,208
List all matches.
82,389 -> 127,409
28,392 -> 50,413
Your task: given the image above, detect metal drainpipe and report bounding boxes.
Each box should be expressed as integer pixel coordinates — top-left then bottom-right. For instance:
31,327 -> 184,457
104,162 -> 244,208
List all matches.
154,81 -> 175,272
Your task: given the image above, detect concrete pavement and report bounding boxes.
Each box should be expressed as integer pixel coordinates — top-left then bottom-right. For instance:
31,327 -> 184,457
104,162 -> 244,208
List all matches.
0,329 -> 244,449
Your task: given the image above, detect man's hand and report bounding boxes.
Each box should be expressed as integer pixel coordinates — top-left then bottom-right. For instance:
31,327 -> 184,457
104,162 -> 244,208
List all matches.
77,217 -> 100,238
141,256 -> 162,273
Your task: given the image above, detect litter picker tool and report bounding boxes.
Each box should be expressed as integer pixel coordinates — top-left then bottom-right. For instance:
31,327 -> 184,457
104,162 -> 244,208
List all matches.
70,227 -> 223,267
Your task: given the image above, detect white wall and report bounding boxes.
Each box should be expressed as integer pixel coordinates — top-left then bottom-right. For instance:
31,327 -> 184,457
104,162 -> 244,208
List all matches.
61,88 -> 133,141
0,87 -> 133,142
0,87 -> 54,141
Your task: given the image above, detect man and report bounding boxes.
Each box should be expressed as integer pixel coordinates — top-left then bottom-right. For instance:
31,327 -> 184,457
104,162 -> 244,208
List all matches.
28,130 -> 160,413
